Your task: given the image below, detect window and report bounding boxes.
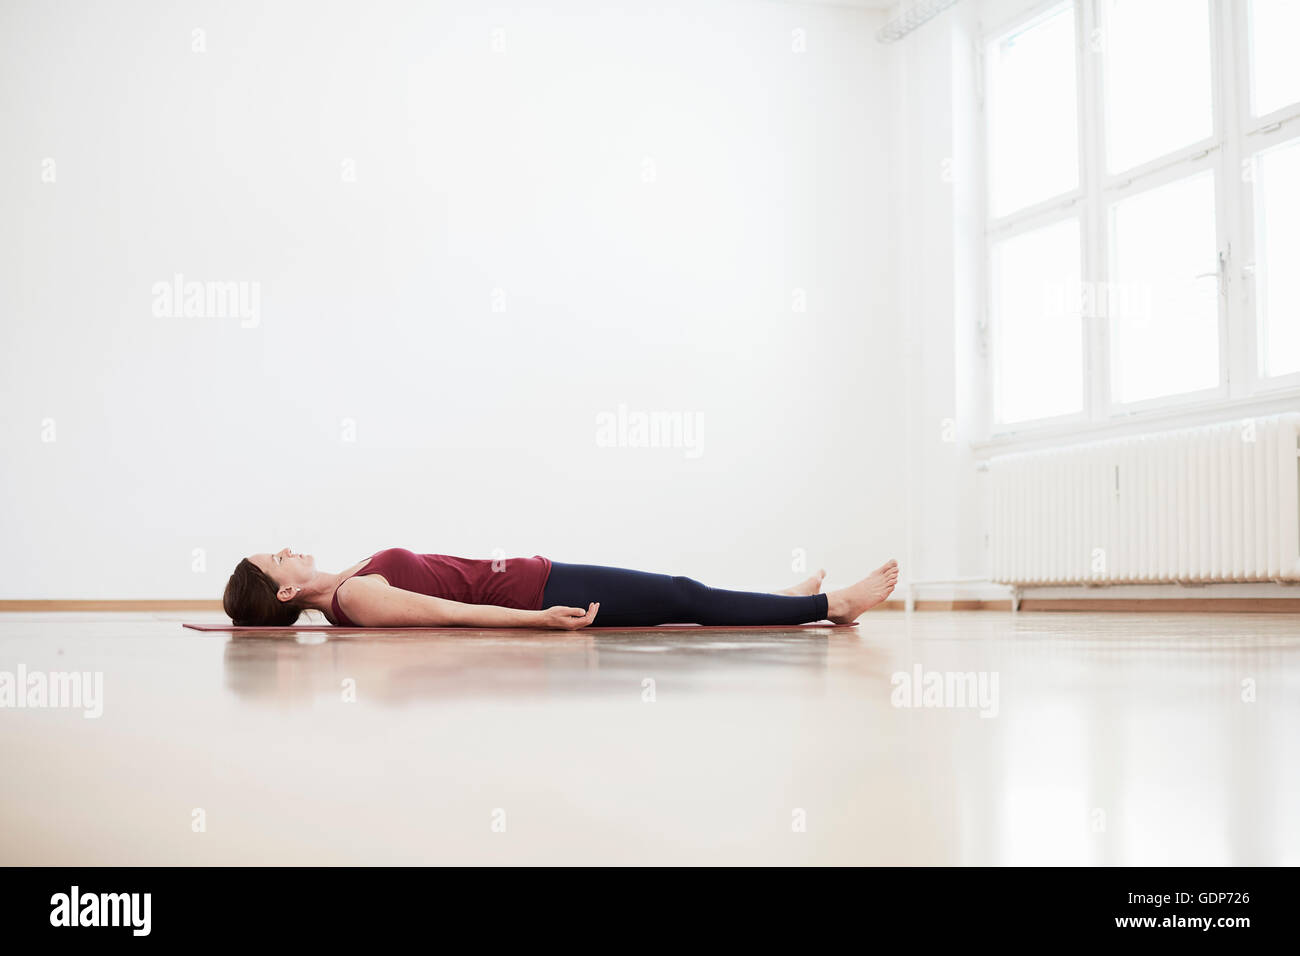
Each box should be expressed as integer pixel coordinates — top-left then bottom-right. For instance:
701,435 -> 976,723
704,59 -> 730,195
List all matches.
1109,172 -> 1219,404
1103,0 -> 1213,174
992,220 -> 1084,423
1248,0 -> 1300,118
984,0 -> 1300,432
987,3 -> 1078,217
1253,139 -> 1300,378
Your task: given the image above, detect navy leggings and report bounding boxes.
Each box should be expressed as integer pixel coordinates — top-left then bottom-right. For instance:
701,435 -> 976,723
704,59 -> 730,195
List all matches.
541,562 -> 830,627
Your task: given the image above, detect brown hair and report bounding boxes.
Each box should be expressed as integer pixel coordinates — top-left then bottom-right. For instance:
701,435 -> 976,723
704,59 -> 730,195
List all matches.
223,558 -> 301,626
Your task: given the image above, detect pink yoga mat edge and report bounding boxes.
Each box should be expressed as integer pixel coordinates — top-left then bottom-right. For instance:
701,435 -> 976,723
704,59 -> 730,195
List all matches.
182,621 -> 855,633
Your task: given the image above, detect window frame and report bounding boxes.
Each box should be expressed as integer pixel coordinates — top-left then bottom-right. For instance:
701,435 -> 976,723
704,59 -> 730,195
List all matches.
980,0 -> 1300,444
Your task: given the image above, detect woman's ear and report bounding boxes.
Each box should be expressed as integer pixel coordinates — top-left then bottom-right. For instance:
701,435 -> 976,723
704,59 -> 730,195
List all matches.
276,584 -> 297,603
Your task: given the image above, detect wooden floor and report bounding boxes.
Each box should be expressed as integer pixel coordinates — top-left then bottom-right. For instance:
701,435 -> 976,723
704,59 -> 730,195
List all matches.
0,609 -> 1296,865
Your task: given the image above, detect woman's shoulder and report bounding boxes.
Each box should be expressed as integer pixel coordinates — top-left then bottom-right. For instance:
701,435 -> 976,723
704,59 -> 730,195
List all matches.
331,551 -> 409,620
332,570 -> 390,619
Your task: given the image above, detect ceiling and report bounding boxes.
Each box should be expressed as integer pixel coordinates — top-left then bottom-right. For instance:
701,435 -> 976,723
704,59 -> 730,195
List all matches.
799,0 -> 898,9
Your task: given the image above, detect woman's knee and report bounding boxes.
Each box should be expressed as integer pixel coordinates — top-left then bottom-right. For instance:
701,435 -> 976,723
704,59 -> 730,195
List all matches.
669,575 -> 708,613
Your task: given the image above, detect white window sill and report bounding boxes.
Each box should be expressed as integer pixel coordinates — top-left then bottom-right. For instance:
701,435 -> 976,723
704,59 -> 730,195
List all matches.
973,386 -> 1300,457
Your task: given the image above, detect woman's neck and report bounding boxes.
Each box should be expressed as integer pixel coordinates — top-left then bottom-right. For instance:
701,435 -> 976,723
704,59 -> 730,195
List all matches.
294,569 -> 350,615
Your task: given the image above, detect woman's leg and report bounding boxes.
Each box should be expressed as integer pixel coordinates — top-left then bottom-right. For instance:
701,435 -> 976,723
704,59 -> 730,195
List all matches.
542,562 -> 830,627
777,569 -> 826,596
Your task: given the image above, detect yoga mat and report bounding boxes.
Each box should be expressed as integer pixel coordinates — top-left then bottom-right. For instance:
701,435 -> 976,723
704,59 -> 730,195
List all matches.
183,622 -> 855,633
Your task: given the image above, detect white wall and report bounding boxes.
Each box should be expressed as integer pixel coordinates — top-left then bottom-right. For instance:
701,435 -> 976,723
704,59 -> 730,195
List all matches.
0,0 -> 906,600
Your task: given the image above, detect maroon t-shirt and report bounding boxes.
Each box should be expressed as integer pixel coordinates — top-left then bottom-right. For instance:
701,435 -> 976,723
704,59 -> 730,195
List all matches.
330,548 -> 552,626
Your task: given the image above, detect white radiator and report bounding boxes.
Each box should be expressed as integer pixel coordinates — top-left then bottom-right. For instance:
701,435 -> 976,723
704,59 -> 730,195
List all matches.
989,414 -> 1300,585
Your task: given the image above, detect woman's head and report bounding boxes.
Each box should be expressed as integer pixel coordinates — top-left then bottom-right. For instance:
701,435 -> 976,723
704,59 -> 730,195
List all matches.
223,548 -> 317,625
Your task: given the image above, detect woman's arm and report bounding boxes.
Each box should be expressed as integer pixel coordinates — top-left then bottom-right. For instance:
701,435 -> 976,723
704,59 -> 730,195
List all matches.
336,576 -> 598,629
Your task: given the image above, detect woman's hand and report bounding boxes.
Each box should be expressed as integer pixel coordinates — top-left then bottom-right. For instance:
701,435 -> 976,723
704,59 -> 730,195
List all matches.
538,602 -> 600,629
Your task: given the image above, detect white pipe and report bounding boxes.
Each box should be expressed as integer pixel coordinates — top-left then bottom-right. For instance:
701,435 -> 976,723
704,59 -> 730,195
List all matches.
903,578 -> 1017,614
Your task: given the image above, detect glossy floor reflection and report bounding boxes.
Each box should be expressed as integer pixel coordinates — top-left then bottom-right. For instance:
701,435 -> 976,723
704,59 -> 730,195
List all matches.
0,610 -> 1296,865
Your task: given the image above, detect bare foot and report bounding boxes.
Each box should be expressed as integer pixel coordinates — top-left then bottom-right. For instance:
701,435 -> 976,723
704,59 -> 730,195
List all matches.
826,560 -> 899,623
778,569 -> 826,597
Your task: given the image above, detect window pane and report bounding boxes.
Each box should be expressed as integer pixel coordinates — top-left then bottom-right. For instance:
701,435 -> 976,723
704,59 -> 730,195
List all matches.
1109,172 -> 1219,404
1104,0 -> 1212,173
993,219 -> 1083,423
1255,138 -> 1300,378
988,3 -> 1078,217
1250,0 -> 1300,117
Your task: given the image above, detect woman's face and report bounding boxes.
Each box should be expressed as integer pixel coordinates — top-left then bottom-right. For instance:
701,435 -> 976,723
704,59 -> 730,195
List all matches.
248,548 -> 316,595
